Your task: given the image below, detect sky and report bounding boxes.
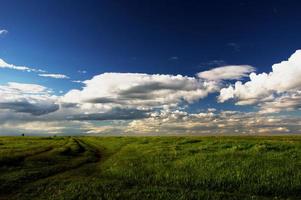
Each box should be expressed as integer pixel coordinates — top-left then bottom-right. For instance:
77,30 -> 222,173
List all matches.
0,0 -> 301,135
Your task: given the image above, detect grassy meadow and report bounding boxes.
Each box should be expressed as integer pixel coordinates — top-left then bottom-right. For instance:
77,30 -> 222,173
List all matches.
0,136 -> 300,200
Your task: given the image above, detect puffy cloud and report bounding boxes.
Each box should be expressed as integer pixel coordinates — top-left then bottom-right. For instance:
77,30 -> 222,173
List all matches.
258,91 -> 301,114
38,73 -> 70,79
197,65 -> 255,81
0,72 -> 218,124
57,72 -> 222,122
219,50 -> 301,112
0,82 -> 49,94
0,82 -> 59,116
62,73 -> 219,110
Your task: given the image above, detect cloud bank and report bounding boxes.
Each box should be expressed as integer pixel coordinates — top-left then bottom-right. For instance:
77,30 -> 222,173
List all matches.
75,109 -> 301,135
1,50 -> 301,135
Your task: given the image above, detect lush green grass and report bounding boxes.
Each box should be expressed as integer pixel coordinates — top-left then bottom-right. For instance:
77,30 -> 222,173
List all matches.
0,136 -> 300,200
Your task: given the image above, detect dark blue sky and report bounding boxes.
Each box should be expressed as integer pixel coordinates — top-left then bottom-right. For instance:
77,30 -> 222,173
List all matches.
1,0 -> 301,80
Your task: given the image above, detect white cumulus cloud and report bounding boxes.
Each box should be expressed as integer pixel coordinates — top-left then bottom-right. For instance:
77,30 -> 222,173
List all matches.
0,82 -> 58,116
62,73 -> 219,111
218,50 -> 301,112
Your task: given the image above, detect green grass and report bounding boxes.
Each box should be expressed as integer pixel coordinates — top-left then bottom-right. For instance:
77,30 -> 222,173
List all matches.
0,136 -> 301,200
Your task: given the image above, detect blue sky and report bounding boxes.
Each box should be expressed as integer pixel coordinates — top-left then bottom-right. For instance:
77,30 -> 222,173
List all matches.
0,0 -> 301,135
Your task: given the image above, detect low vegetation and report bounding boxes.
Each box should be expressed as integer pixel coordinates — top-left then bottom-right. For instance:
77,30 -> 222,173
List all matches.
0,136 -> 300,199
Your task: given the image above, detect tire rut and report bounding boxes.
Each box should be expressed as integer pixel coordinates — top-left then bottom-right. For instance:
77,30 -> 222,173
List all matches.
0,140 -> 70,167
0,138 -> 102,198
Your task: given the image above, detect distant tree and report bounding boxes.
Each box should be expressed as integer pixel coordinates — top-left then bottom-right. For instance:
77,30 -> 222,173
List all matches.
21,133 -> 25,137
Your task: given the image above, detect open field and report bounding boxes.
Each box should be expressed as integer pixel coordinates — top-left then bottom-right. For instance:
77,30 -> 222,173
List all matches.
0,136 -> 300,200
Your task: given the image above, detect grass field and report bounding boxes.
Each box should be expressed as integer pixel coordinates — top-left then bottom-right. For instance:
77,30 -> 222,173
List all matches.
0,136 -> 300,200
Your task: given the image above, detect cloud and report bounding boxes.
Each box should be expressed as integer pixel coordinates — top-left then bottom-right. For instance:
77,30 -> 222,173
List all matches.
2,108 -> 300,136
62,73 -> 219,110
0,58 -> 70,80
0,82 -> 49,94
1,80 -> 301,135
82,109 -> 301,135
0,82 -> 59,116
72,80 -> 83,83
67,107 -> 149,121
38,73 -> 70,79
0,29 -> 8,35
0,58 -> 44,72
1,49 -> 301,135
218,50 -> 301,110
258,91 -> 301,114
0,101 -> 59,116
197,65 -> 255,81
58,72 -> 221,123
0,71 -> 219,127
